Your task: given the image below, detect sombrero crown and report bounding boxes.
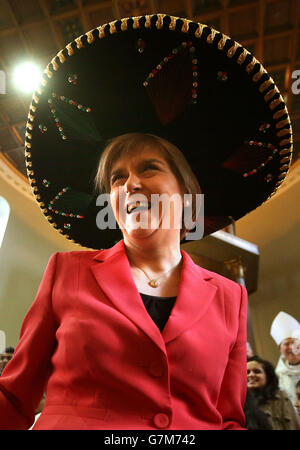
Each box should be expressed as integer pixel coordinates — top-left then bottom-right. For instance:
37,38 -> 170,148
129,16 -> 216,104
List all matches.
25,14 -> 293,249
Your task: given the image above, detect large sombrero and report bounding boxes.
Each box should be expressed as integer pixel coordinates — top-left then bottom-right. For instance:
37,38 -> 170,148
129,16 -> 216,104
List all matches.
25,14 -> 293,250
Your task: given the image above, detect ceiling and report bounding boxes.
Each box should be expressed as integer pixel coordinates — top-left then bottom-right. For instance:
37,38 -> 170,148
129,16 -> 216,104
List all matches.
0,0 -> 300,182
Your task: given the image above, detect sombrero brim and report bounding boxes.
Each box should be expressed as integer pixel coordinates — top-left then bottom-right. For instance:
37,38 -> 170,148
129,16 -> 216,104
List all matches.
25,14 -> 293,249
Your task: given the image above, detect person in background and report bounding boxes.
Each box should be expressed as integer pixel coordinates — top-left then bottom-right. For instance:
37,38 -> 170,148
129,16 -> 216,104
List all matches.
295,380 -> 300,417
270,311 -> 300,404
247,355 -> 300,430
243,388 -> 272,430
0,347 -> 14,376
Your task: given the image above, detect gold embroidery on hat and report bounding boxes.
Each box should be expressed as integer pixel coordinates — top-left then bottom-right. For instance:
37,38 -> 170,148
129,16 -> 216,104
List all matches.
86,31 -> 94,44
237,48 -> 248,65
169,16 -> 177,31
245,57 -> 258,73
252,67 -> 265,83
181,19 -> 191,33
25,141 -> 32,148
25,151 -> 31,158
26,161 -> 32,167
28,113 -> 34,121
121,18 -> 128,31
276,118 -> 290,129
259,78 -> 274,93
27,123 -> 33,130
227,41 -> 240,58
66,43 -> 74,56
280,136 -> 292,146
280,164 -> 290,171
217,34 -> 228,50
278,171 -> 288,179
280,156 -> 292,164
58,50 -> 66,63
264,88 -> 277,102
31,105 -> 37,112
133,16 -> 141,29
45,66 -> 53,79
41,78 -> 47,87
279,148 -> 292,155
25,131 -> 32,139
195,24 -> 204,38
145,15 -> 151,28
75,36 -> 83,48
156,14 -> 165,29
269,96 -> 283,110
51,57 -> 59,71
207,28 -> 217,44
97,25 -> 105,38
110,21 -> 117,34
273,108 -> 286,120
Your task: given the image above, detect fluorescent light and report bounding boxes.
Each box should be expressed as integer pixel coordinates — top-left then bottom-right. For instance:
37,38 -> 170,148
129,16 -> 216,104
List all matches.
13,62 -> 41,94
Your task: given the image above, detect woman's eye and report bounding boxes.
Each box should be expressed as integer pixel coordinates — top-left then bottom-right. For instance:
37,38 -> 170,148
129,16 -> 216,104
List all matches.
143,164 -> 158,172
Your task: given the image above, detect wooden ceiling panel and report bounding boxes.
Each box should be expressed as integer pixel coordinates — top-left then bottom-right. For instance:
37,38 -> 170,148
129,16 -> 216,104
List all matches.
0,33 -> 27,68
0,96 -> 27,125
23,22 -> 57,57
88,6 -> 115,28
263,34 -> 290,65
45,0 -> 76,16
0,128 -> 19,151
192,0 -> 222,16
229,6 -> 258,41
156,0 -> 187,18
8,0 -> 44,25
0,0 -> 15,30
3,147 -> 26,175
118,0 -> 152,17
264,0 -> 293,34
57,16 -> 84,45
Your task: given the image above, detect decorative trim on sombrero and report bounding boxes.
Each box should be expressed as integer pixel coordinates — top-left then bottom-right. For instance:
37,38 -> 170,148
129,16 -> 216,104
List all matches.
24,14 -> 293,248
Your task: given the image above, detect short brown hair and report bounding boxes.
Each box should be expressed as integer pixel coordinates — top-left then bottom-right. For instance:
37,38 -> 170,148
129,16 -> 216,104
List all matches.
94,133 -> 201,239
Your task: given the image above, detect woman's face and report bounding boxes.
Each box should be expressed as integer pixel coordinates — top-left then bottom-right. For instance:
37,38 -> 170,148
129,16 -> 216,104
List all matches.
109,145 -> 184,242
247,361 -> 267,389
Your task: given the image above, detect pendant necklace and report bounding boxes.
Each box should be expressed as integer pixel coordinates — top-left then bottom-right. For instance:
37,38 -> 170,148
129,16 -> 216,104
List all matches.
134,264 -> 175,288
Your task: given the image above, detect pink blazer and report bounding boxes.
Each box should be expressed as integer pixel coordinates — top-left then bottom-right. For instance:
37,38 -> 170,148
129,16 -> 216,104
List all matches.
0,240 -> 247,430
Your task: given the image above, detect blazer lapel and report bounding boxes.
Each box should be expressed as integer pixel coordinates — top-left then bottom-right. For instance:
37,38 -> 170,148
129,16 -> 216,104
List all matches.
91,240 -> 218,350
162,250 -> 218,344
90,240 -> 167,355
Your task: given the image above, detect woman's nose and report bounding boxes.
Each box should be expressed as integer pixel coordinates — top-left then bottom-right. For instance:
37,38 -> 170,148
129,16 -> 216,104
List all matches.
124,173 -> 142,193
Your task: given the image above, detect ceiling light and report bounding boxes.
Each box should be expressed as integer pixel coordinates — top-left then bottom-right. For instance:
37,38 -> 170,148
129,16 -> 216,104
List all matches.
13,62 -> 42,94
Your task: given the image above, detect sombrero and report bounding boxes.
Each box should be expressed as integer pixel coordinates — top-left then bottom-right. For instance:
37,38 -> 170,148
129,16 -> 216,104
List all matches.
25,14 -> 293,249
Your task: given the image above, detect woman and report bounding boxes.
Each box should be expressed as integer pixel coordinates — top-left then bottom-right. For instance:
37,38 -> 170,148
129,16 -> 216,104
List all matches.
247,356 -> 300,430
0,133 -> 248,430
0,14 -> 292,430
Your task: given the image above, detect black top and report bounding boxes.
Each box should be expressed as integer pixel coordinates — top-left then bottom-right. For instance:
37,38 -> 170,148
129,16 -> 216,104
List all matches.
140,292 -> 176,332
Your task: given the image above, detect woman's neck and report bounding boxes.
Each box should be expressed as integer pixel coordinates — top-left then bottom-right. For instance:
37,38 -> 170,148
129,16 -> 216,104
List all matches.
124,234 -> 182,274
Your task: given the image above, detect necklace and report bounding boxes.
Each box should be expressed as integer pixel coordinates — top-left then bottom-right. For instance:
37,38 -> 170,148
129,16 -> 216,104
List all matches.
134,264 -> 176,288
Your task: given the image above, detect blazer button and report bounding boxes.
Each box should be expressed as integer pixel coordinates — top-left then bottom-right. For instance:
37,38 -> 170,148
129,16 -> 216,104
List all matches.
153,413 -> 170,429
149,361 -> 164,377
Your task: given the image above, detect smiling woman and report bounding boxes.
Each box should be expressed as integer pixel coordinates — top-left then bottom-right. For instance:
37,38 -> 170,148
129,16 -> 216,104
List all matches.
0,14 -> 292,430
95,132 -> 201,242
